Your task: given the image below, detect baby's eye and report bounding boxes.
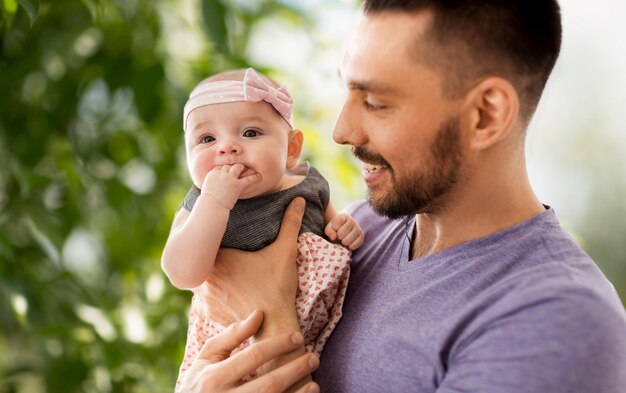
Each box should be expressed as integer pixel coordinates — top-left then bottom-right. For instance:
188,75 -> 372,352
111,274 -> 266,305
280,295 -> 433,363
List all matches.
200,135 -> 215,144
242,129 -> 261,138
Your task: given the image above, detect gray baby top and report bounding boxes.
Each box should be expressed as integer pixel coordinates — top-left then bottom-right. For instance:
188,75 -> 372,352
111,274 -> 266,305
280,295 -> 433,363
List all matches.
181,163 -> 329,251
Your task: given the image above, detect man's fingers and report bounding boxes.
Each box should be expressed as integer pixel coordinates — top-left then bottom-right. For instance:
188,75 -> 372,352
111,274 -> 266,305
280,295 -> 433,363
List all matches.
237,351 -> 319,393
294,382 -> 320,393
199,309 -> 264,364
221,331 -> 309,385
275,197 -> 306,245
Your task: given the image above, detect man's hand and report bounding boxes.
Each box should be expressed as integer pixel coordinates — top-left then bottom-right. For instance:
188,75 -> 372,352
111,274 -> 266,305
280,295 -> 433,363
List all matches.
196,197 -> 306,334
178,309 -> 319,393
193,198 -> 312,387
325,213 -> 364,250
201,164 -> 261,210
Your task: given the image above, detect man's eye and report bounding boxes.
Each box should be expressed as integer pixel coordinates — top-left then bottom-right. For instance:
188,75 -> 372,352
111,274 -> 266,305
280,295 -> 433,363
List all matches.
200,135 -> 215,144
364,100 -> 385,111
242,129 -> 260,137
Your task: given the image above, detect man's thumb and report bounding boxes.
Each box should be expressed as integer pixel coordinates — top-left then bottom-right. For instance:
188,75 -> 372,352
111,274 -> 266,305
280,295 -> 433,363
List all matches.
276,197 -> 305,243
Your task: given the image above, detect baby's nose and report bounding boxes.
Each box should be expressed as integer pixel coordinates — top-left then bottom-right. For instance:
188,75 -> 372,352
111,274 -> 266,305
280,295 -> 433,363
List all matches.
217,142 -> 242,155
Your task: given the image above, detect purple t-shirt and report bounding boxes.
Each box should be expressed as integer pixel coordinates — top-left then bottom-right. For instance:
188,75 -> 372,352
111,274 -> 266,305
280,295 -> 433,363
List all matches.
313,201 -> 626,392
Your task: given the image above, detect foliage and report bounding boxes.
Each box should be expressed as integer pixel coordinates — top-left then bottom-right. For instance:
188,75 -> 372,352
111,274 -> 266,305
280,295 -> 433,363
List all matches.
0,0 -> 313,391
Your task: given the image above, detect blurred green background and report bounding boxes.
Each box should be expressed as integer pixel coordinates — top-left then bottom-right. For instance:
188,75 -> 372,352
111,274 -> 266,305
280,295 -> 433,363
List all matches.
1,0 -> 624,392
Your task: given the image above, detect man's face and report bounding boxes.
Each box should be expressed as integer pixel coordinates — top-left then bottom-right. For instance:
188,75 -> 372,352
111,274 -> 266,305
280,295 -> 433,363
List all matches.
335,10 -> 464,218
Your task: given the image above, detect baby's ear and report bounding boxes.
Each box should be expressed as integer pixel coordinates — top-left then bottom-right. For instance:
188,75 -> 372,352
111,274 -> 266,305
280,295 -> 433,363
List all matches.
286,129 -> 304,168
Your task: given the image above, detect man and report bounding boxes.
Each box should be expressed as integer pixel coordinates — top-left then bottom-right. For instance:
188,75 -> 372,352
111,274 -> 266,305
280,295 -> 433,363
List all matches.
180,1 -> 626,392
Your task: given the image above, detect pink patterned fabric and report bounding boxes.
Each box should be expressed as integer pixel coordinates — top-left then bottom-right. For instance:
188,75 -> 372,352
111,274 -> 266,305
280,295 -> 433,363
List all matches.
183,68 -> 294,131
176,233 -> 351,389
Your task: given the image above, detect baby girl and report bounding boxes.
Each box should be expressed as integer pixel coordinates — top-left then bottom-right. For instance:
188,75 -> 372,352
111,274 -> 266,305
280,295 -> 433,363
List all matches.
161,68 -> 363,388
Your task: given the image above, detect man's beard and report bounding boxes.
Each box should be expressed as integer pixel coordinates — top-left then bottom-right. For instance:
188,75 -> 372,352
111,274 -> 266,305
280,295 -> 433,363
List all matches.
354,116 -> 462,219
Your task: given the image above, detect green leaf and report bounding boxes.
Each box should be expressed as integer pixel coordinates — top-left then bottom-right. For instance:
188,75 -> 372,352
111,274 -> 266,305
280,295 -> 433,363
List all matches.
3,0 -> 18,13
17,0 -> 38,26
201,0 -> 230,55
2,0 -> 18,29
80,0 -> 104,21
131,63 -> 165,123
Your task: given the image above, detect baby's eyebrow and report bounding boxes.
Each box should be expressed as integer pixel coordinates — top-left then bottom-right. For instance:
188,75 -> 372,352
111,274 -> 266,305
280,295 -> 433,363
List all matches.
187,116 -> 273,136
188,120 -> 214,133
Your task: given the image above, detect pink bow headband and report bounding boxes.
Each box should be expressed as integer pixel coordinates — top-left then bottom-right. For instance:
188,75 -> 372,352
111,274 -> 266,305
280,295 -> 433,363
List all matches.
183,68 -> 294,131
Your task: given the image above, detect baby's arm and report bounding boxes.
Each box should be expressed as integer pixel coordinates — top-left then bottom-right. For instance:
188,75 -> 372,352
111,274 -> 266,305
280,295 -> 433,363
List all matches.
323,201 -> 364,250
161,164 -> 260,289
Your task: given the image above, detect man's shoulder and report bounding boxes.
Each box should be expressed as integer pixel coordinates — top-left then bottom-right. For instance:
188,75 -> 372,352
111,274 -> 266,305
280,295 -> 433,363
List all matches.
443,272 -> 626,392
444,232 -> 626,392
497,268 -> 625,317
472,253 -> 626,348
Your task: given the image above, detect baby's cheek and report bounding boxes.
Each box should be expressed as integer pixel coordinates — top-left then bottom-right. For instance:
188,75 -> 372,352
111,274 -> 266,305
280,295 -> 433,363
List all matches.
189,152 -> 214,188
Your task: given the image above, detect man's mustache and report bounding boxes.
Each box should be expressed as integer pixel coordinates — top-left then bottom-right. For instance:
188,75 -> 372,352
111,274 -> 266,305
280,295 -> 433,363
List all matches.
352,147 -> 391,168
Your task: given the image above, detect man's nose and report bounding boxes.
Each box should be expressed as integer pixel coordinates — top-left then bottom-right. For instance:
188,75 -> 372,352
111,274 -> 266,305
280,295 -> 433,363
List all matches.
333,101 -> 367,147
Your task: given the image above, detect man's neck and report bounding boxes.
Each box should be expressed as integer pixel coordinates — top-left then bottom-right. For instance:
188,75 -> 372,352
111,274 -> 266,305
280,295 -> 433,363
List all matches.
409,173 -> 544,261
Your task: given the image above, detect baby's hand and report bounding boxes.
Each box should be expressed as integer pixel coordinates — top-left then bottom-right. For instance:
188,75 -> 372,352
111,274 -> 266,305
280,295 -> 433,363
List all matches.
200,164 -> 261,209
325,213 -> 364,250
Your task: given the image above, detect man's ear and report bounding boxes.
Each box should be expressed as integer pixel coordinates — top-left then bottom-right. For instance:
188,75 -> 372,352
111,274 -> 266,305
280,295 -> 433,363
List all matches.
286,129 -> 304,168
461,77 -> 519,151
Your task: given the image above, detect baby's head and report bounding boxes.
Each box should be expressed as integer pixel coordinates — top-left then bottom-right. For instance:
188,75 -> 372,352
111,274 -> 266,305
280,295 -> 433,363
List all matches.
183,68 -> 303,199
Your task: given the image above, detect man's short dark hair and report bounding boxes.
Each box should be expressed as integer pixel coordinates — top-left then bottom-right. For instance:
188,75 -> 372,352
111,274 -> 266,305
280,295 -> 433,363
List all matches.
362,0 -> 562,122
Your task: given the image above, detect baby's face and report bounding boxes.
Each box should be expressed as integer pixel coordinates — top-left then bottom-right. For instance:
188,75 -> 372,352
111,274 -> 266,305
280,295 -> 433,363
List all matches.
185,100 -> 294,198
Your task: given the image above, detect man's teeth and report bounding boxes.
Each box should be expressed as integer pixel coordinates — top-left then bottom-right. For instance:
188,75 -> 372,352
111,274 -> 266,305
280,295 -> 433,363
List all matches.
364,163 -> 387,173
